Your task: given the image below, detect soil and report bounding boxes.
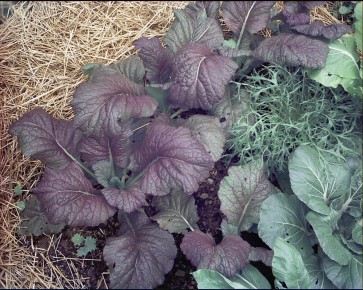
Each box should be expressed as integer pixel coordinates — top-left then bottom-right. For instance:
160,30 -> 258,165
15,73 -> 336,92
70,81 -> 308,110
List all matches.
21,156 -> 276,289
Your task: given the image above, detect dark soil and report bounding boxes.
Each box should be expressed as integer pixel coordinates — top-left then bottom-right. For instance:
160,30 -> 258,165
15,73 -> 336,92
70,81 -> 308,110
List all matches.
21,157 -> 275,289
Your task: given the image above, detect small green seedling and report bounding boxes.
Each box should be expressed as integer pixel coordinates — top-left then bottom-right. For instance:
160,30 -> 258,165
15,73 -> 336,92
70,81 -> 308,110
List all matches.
71,233 -> 97,257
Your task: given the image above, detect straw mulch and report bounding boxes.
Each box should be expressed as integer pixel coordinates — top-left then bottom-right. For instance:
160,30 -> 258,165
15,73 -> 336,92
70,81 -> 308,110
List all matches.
0,1 -> 344,288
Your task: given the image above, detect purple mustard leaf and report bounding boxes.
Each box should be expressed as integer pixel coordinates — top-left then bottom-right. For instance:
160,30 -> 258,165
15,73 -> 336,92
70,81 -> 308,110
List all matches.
32,162 -> 116,227
9,108 -> 82,170
169,43 -> 238,110
103,211 -> 177,289
221,1 -> 275,35
108,55 -> 145,84
71,69 -> 157,136
181,231 -> 251,277
78,124 -> 132,168
283,11 -> 311,26
186,1 -> 220,19
101,186 -> 147,213
129,117 -> 214,196
163,9 -> 224,53
292,20 -> 353,40
134,37 -> 173,84
299,1 -> 328,10
253,33 -> 329,69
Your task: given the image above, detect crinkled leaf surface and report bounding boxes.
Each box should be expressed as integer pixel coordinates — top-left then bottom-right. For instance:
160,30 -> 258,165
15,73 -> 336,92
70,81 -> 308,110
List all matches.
151,190 -> 199,234
164,9 -> 224,53
32,162 -> 116,227
134,37 -> 173,84
181,231 -> 251,277
186,1 -> 220,19
71,69 -> 157,136
101,186 -> 147,213
218,158 -> 278,232
180,115 -> 225,162
253,33 -> 329,69
130,119 -> 214,195
289,145 -> 352,216
193,265 -> 271,289
306,211 -> 351,265
307,35 -> 362,97
103,212 -> 177,289
292,20 -> 353,40
92,160 -> 124,188
169,44 -> 238,110
354,2 -> 362,51
324,254 -> 362,289
258,192 -> 313,258
108,55 -> 145,84
9,108 -> 81,170
221,1 -> 275,35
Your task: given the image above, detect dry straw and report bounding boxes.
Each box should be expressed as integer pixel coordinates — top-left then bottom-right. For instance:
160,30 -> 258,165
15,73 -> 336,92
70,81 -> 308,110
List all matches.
0,1 -> 342,288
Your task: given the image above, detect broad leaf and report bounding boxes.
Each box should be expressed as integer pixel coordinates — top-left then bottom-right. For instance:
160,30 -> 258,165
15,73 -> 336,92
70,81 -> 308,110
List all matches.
292,20 -> 353,40
272,238 -> 311,289
186,1 -> 220,19
152,190 -> 199,234
32,162 -> 116,227
181,231 -> 251,277
307,35 -> 362,97
169,43 -> 238,110
71,69 -> 157,136
102,186 -> 147,213
130,119 -> 214,195
306,211 -> 351,265
258,192 -> 313,258
108,55 -> 145,84
347,167 -> 363,217
9,108 -> 82,170
304,255 -> 336,289
193,265 -> 271,289
289,145 -> 351,216
324,254 -> 362,289
103,212 -> 177,289
352,219 -> 363,245
218,158 -> 277,232
353,2 -> 362,51
248,247 -> 274,266
164,9 -> 224,53
134,37 -> 173,84
221,1 -> 275,35
253,33 -> 329,69
180,115 -> 226,161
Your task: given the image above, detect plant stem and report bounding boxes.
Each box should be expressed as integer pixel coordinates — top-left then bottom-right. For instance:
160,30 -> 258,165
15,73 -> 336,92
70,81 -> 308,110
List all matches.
123,212 -> 136,237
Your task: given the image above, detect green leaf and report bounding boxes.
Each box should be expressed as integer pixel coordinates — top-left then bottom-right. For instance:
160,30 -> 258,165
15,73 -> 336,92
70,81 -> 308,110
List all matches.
192,265 -> 271,289
306,211 -> 351,265
77,236 -> 97,257
339,5 -> 352,15
14,184 -> 22,196
352,219 -> 363,245
304,255 -> 336,289
145,86 -> 169,113
71,233 -> 85,246
289,145 -> 351,216
272,238 -> 311,289
324,254 -> 362,289
307,35 -> 362,97
16,201 -> 25,211
353,2 -> 362,51
258,192 -> 313,258
218,158 -> 278,232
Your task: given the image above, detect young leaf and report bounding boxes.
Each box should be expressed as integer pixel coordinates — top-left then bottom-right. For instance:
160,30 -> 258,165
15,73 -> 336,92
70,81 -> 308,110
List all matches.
130,120 -> 214,196
76,236 -> 97,256
181,231 -> 251,277
258,192 -> 313,258
134,37 -> 173,84
193,265 -> 271,289
9,108 -> 82,170
92,160 -> 123,188
169,43 -> 238,110
163,9 -> 224,53
324,254 -> 362,289
103,212 -> 177,289
14,184 -> 22,196
71,69 -> 158,136
16,201 -> 26,211
180,115 -> 226,161
32,162 -> 116,227
151,190 -> 199,234
71,233 -> 85,246
218,158 -> 278,232
253,33 -> 329,69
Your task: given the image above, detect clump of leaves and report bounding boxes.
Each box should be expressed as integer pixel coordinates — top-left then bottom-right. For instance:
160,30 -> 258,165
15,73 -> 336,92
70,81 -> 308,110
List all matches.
71,234 -> 97,257
258,145 -> 362,289
227,64 -> 362,174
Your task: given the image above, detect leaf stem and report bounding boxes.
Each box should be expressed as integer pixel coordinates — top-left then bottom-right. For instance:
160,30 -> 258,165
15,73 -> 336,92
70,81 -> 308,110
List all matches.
123,212 -> 136,237
170,108 -> 185,119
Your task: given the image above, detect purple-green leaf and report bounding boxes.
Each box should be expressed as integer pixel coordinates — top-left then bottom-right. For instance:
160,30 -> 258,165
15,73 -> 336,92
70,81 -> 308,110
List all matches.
221,1 -> 275,35
253,33 -> 329,69
71,69 -> 157,136
169,44 -> 238,110
130,118 -> 214,195
186,1 -> 220,19
32,162 -> 116,227
181,231 -> 251,277
9,108 -> 82,170
103,212 -> 177,289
